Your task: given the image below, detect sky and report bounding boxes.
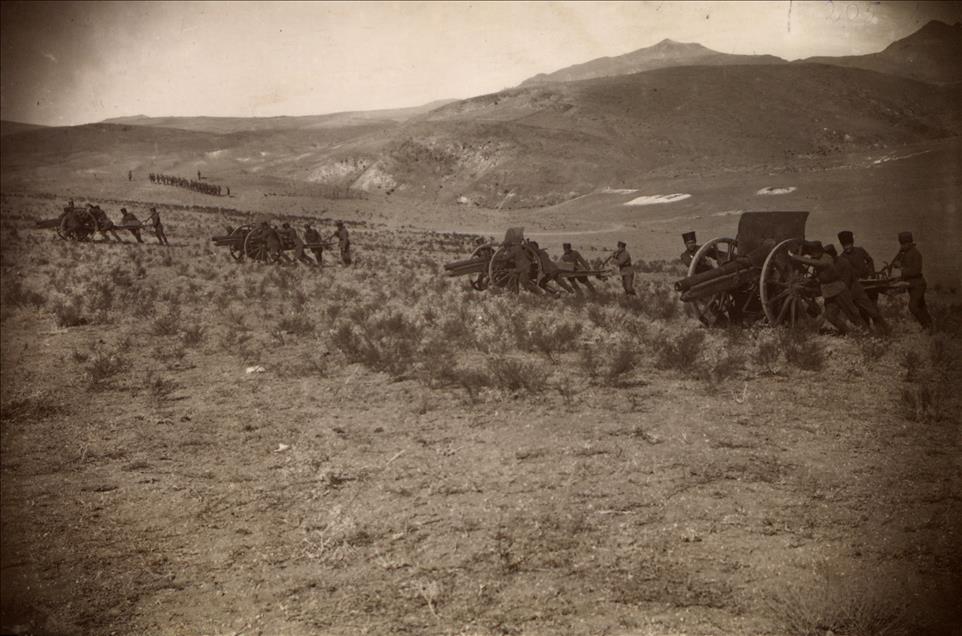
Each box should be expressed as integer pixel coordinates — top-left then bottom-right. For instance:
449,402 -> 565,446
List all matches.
2,1 -> 960,126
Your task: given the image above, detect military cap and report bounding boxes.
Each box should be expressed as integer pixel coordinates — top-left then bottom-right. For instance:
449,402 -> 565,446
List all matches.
121,207 -> 127,213
562,242 -> 572,249
898,231 -> 913,244
837,230 -> 854,245
824,244 -> 838,257
282,222 -> 290,228
617,240 -> 626,247
806,240 -> 824,254
682,231 -> 697,245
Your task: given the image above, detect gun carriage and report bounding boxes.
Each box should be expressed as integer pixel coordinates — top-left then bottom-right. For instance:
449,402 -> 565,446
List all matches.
211,224 -> 328,264
35,205 -> 98,241
444,227 -> 610,292
675,211 -> 906,328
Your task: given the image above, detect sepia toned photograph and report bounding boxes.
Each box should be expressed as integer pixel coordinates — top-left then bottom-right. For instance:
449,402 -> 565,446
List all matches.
2,1 -> 961,634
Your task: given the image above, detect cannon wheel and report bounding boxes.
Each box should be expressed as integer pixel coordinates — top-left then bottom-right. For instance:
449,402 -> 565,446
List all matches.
243,229 -> 281,264
760,238 -> 821,327
229,225 -> 253,262
58,208 -> 96,242
685,237 -> 739,326
469,244 -> 495,291
488,243 -> 542,293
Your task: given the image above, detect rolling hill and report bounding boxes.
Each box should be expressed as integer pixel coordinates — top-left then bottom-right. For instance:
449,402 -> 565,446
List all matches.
0,120 -> 47,136
802,20 -> 962,84
520,38 -> 785,86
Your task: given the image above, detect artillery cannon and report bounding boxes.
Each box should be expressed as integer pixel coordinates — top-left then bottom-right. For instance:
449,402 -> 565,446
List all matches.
211,224 -> 328,264
35,204 -> 129,242
444,227 -> 610,293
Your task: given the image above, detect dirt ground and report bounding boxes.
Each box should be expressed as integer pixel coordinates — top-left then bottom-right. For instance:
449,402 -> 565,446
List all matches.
1,192 -> 961,635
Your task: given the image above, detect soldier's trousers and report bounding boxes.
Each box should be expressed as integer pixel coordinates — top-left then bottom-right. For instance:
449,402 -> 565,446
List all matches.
154,225 -> 169,245
824,289 -> 862,334
340,243 -> 352,265
851,281 -> 888,333
569,274 -> 596,294
310,248 -> 324,266
907,281 -> 933,330
539,273 -> 574,294
621,271 -> 636,296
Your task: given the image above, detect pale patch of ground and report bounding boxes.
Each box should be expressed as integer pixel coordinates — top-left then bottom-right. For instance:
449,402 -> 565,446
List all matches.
601,187 -> 639,194
624,193 -> 691,206
872,150 -> 934,165
756,186 -> 797,195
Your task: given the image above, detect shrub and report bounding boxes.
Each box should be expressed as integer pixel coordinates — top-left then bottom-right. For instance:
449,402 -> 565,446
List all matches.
752,334 -> 781,375
52,297 -> 87,327
86,351 -> 130,389
277,312 -> 315,336
152,305 -> 181,336
655,330 -> 705,370
525,317 -> 583,361
487,356 -> 546,393
2,278 -> 46,309
605,342 -> 638,385
779,330 -> 824,371
181,323 -> 206,347
901,351 -> 922,382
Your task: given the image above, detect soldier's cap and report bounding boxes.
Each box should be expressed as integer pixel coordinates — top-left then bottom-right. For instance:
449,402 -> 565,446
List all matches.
837,230 -> 854,245
150,207 -> 157,212
824,244 -> 838,257
682,231 -> 697,244
562,242 -> 572,249
121,208 -> 127,213
282,222 -> 290,228
898,231 -> 913,244
617,240 -> 626,247
806,240 -> 824,253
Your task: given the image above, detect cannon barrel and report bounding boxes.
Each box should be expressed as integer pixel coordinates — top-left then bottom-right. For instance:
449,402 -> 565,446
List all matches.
673,239 -> 775,293
444,256 -> 489,276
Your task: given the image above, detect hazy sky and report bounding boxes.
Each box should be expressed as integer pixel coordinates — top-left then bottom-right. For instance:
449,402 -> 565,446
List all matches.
2,1 -> 960,126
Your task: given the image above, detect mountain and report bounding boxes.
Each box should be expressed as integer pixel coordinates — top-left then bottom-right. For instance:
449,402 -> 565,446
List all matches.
803,20 -> 962,84
101,99 -> 458,134
520,39 -> 785,86
1,120 -> 47,136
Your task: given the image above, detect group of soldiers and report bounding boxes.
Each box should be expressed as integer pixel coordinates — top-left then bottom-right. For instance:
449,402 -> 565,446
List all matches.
680,229 -> 932,334
64,200 -> 168,245
231,220 -> 352,267
149,173 -> 228,197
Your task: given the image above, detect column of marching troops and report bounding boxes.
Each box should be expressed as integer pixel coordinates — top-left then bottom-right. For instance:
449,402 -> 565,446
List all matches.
148,173 -> 228,197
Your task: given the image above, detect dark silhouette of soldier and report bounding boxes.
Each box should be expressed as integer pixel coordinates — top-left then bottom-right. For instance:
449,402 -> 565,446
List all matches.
146,207 -> 169,245
304,223 -> 324,266
890,231 -> 932,331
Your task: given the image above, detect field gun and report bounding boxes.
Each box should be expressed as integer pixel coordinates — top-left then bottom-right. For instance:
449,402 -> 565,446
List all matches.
211,224 -> 329,264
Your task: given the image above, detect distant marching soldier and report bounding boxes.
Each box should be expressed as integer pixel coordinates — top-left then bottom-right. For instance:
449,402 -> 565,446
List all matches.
609,240 -> 636,296
889,231 -> 932,331
560,242 -> 596,295
330,221 -> 352,265
304,223 -> 325,266
145,207 -> 169,245
120,208 -> 143,243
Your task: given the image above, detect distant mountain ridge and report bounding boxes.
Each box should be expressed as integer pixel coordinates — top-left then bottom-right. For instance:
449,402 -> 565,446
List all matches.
101,99 -> 458,134
802,20 -> 962,84
0,120 -> 48,136
520,38 -> 785,86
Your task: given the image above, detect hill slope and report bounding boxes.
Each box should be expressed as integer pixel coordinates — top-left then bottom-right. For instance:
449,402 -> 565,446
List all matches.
804,20 -> 962,84
0,120 -> 47,136
520,39 -> 785,86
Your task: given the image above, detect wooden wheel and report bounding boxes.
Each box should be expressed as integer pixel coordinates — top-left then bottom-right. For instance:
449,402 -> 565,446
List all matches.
488,243 -> 542,293
760,238 -> 821,327
244,228 -> 281,264
229,225 -> 252,261
59,208 -> 96,242
470,244 -> 495,291
685,237 -> 740,326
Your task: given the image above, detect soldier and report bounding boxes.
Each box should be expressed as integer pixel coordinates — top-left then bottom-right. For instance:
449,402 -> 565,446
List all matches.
329,221 -> 352,265
837,231 -> 878,302
120,208 -> 143,243
145,207 -> 169,245
609,241 -> 636,296
88,204 -> 123,242
680,231 -> 718,274
304,223 -> 324,266
791,241 -> 863,335
279,222 -> 315,266
529,241 -> 574,295
504,240 -> 541,294
560,242 -> 596,294
889,231 -> 932,331
826,245 -> 889,334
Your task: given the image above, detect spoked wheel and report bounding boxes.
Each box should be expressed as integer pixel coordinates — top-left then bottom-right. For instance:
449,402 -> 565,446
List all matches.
760,238 -> 821,327
470,244 -> 495,291
59,208 -> 96,241
488,243 -> 542,293
229,225 -> 253,262
244,230 -> 282,264
685,237 -> 742,326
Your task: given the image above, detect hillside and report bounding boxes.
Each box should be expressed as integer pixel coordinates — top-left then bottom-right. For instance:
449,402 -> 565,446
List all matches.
804,20 -> 962,84
4,66 -> 960,209
0,120 -> 47,136
102,99 -> 457,134
520,38 -> 785,86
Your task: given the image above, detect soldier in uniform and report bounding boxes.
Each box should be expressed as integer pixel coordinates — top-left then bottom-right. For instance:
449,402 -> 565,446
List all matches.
278,222 -> 315,266
826,245 -> 889,334
889,231 -> 932,331
680,231 -> 718,274
120,208 -> 143,243
791,241 -> 863,335
304,223 -> 324,266
560,242 -> 596,295
610,241 -> 636,296
329,221 -> 352,265
145,207 -> 169,245
88,204 -> 123,242
529,241 -> 574,294
838,231 -> 878,301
